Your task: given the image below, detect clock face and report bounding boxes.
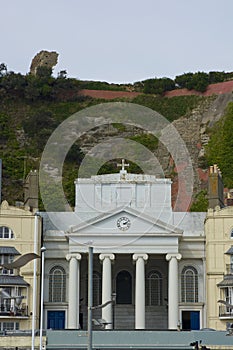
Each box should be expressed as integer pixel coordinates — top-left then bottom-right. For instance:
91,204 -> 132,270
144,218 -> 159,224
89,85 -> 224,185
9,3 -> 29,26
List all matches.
117,217 -> 131,231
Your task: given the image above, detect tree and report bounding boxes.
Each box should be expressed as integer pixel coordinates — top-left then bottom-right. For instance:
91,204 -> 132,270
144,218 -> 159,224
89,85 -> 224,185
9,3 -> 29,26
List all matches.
0,63 -> 7,77
208,71 -> 225,84
143,77 -> 175,94
57,70 -> 67,79
175,73 -> 193,89
175,72 -> 209,92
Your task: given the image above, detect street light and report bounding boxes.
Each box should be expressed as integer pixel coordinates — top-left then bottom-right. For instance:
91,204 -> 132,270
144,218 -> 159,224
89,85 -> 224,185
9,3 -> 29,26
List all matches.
87,246 -> 93,350
112,292 -> 116,330
40,246 -> 46,350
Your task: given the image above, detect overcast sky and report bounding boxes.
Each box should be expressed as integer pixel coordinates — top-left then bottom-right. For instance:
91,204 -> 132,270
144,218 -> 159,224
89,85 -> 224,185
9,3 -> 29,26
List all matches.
2,0 -> 233,83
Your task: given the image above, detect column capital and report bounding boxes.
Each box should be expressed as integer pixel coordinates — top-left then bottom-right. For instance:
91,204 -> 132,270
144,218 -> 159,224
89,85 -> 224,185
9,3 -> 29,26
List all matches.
166,253 -> 182,262
66,253 -> 82,261
99,253 -> 115,261
132,253 -> 148,262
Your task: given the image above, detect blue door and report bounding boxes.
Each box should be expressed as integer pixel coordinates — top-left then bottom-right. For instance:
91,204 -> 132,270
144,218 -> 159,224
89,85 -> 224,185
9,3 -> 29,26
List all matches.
182,310 -> 200,330
190,311 -> 200,330
47,311 -> 65,329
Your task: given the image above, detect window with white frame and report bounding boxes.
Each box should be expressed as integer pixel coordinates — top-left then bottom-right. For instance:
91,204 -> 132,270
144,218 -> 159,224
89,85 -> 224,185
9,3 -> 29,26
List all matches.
0,254 -> 14,275
0,226 -> 14,239
225,287 -> 233,305
146,270 -> 163,306
181,266 -> 198,303
0,322 -> 19,331
49,266 -> 66,302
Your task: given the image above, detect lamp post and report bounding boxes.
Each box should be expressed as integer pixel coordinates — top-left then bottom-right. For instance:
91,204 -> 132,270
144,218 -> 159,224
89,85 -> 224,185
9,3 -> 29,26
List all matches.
32,213 -> 39,350
87,246 -> 93,350
112,292 -> 116,330
39,247 -> 46,350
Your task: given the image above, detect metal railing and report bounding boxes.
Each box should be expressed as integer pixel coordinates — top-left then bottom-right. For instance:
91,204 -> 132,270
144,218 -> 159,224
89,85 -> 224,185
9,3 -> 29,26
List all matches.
219,305 -> 233,318
0,303 -> 28,317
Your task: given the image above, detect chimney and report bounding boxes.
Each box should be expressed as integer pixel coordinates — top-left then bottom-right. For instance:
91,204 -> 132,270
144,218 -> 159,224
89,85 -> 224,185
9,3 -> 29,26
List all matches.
24,170 -> 39,212
208,164 -> 224,209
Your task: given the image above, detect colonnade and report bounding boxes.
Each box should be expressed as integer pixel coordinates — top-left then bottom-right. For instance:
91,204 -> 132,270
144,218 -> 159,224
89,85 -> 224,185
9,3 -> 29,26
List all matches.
66,252 -> 182,330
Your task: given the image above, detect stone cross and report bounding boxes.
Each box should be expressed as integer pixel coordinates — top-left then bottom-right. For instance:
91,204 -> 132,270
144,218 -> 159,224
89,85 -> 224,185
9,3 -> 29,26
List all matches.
117,159 -> 129,172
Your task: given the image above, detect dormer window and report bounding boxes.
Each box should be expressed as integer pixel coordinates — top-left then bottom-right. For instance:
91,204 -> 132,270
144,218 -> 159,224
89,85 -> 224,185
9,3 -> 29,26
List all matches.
0,226 -> 14,239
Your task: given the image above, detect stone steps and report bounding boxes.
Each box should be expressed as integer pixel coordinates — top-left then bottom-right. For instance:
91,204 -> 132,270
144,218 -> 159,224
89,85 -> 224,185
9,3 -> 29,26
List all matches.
81,305 -> 168,330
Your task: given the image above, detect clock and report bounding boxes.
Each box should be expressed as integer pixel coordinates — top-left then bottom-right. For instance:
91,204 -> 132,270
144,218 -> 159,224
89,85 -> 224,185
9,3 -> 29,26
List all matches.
117,217 -> 131,231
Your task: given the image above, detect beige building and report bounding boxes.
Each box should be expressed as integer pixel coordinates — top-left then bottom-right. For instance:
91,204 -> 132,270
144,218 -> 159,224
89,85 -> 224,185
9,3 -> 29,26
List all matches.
205,165 -> 233,330
0,170 -> 42,332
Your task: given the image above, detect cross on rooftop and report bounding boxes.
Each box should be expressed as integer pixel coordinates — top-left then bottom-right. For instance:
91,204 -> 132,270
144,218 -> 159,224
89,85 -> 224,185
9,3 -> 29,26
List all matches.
117,159 -> 129,172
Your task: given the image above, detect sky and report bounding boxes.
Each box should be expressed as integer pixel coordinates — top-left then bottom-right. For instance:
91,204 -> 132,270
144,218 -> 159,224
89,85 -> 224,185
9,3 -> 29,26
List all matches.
2,0 -> 233,83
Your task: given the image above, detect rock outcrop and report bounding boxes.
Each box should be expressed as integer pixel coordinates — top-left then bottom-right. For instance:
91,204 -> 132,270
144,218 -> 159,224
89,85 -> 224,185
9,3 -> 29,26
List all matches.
29,50 -> 58,75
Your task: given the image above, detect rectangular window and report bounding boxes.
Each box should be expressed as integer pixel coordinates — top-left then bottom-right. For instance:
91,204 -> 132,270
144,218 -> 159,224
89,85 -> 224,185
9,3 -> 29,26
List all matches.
0,322 -> 19,330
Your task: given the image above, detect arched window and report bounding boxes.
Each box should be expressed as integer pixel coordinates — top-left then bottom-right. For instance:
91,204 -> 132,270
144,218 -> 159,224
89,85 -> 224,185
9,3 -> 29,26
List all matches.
146,270 -> 163,306
181,266 -> 198,303
116,270 -> 132,304
86,271 -> 101,306
93,272 -> 102,306
0,227 -> 14,239
49,266 -> 66,302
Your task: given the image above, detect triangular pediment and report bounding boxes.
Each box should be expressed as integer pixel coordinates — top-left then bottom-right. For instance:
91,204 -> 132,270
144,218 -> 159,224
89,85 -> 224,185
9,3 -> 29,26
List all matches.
66,206 -> 183,236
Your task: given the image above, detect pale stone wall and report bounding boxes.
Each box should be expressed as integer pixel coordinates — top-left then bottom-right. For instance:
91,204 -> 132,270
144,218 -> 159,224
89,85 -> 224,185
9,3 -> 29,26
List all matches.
205,206 -> 233,330
0,201 -> 42,330
0,335 -> 45,349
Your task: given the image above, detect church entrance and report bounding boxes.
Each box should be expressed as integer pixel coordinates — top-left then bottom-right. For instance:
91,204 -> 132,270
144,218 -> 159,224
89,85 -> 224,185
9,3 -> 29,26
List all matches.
116,270 -> 132,304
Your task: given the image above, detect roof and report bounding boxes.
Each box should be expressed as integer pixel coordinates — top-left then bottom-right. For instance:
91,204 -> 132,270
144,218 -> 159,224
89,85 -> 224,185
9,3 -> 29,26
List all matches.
0,247 -> 20,255
218,275 -> 233,287
0,275 -> 29,286
225,246 -> 233,255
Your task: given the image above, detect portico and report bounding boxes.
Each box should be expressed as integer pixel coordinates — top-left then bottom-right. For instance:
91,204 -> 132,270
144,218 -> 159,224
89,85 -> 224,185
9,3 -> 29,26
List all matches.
65,250 -> 182,330
65,204 -> 183,330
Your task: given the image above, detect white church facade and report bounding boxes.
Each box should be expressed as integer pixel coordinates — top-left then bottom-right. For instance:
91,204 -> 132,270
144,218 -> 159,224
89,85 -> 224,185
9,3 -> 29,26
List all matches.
42,162 -> 206,331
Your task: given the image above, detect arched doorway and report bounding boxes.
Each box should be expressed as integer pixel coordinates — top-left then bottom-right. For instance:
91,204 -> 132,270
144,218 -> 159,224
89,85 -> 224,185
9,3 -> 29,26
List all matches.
116,270 -> 132,304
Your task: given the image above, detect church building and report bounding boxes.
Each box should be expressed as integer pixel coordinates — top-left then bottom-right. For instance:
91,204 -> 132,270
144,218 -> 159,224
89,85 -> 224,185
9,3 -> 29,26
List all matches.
42,161 -> 206,331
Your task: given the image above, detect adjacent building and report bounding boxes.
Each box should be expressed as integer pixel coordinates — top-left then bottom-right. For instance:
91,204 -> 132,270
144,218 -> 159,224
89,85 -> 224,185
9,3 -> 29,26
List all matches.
205,166 -> 233,330
0,170 -> 41,332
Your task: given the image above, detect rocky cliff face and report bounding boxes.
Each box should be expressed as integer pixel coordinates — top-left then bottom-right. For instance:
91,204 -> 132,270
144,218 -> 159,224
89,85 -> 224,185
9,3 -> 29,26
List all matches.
151,93 -> 233,209
77,93 -> 233,210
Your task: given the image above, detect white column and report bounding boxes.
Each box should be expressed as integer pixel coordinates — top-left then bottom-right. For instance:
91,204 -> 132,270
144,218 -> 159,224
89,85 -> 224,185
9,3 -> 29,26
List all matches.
66,253 -> 82,329
99,253 -> 115,329
133,253 -> 148,329
166,253 -> 182,329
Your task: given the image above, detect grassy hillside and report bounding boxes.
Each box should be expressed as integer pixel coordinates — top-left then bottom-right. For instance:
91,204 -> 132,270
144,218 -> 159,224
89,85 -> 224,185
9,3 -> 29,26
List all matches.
0,67 -> 228,210
205,102 -> 233,188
